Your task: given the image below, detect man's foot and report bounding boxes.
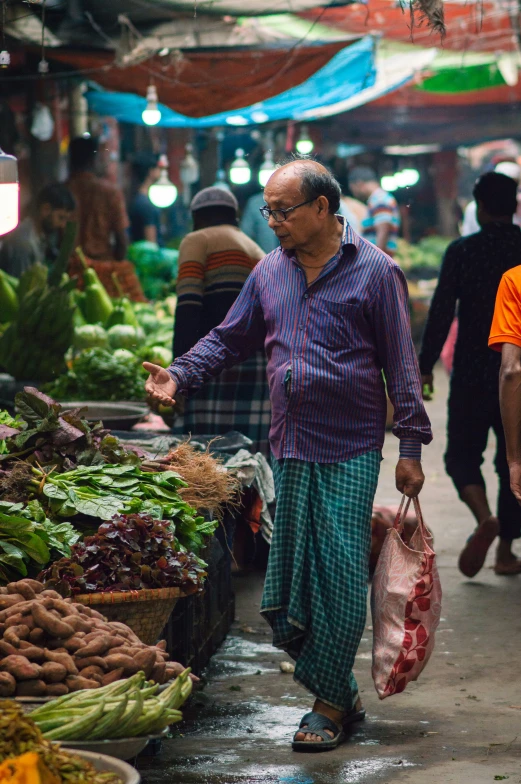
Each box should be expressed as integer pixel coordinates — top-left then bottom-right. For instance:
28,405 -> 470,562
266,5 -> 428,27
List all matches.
495,541 -> 521,575
294,698 -> 362,743
458,516 -> 499,578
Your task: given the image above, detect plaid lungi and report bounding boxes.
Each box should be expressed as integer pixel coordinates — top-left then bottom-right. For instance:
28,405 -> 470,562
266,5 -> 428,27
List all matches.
261,451 -> 381,712
172,350 -> 271,458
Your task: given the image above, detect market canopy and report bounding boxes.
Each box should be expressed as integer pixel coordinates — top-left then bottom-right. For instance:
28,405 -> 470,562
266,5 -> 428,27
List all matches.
86,35 -> 376,126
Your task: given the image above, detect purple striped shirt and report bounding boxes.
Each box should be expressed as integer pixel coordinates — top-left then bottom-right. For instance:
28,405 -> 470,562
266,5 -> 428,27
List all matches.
168,219 -> 432,463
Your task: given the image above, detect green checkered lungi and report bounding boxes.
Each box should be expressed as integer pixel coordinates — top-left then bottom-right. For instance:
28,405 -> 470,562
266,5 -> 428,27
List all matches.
260,451 -> 381,713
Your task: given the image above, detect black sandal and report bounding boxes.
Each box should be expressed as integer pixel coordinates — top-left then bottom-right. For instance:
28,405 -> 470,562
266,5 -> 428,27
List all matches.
292,711 -> 345,752
343,704 -> 366,728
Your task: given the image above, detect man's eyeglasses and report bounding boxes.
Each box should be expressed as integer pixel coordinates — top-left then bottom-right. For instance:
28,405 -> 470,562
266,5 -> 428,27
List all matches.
259,198 -> 316,223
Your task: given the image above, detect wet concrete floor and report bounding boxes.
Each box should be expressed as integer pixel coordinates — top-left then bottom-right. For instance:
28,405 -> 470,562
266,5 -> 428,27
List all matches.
138,369 -> 521,783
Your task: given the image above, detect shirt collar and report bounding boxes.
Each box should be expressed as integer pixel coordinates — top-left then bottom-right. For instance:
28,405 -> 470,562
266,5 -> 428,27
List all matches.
281,215 -> 359,263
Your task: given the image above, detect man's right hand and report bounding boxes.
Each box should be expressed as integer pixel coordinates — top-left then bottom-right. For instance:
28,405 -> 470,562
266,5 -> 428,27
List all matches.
421,374 -> 434,401
143,362 -> 177,408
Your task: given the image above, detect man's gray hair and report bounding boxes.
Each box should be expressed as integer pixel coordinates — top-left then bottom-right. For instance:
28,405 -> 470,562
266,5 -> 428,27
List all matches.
348,166 -> 377,185
299,166 -> 342,215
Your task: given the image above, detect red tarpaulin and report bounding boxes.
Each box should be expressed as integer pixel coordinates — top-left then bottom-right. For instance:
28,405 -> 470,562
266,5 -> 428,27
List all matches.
301,0 -> 517,52
47,41 -> 349,118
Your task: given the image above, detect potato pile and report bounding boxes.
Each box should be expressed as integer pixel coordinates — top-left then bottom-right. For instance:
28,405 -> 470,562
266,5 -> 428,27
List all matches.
0,580 -> 181,698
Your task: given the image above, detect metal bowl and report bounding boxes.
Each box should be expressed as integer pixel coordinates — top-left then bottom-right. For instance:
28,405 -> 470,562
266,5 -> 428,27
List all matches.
60,401 -> 148,431
68,749 -> 140,783
60,733 -> 165,762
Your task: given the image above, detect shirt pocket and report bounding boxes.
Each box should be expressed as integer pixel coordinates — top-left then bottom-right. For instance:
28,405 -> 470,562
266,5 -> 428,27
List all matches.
313,299 -> 363,351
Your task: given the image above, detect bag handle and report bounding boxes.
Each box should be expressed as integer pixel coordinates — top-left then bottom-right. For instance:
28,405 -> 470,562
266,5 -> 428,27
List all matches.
393,494 -> 427,535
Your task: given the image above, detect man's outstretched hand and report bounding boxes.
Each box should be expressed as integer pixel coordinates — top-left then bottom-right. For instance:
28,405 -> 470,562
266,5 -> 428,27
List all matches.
396,459 -> 425,498
143,362 -> 177,408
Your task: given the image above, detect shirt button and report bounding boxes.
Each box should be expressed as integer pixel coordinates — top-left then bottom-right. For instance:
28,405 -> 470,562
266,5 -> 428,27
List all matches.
299,325 -> 304,330
304,294 -> 309,299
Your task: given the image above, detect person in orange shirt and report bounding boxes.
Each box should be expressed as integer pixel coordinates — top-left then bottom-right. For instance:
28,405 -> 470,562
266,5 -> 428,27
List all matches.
66,137 -> 129,261
490,268 -> 521,520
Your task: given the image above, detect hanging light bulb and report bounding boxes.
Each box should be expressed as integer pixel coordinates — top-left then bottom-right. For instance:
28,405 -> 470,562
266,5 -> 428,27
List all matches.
296,125 -> 314,155
142,84 -> 161,126
259,149 -> 276,188
229,148 -> 251,186
0,148 -> 18,236
180,143 -> 200,206
148,154 -> 177,208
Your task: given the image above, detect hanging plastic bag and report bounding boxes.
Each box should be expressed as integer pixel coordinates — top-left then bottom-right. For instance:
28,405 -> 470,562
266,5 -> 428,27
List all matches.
371,495 -> 442,699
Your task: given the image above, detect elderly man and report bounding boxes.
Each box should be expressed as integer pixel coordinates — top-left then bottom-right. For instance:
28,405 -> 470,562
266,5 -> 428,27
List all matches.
144,160 -> 432,752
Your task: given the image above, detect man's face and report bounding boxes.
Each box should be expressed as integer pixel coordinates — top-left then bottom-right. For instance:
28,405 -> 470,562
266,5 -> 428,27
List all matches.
40,204 -> 72,234
263,171 -> 322,251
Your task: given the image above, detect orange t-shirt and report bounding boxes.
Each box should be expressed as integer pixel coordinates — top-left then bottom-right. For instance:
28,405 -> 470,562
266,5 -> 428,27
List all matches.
489,265 -> 521,352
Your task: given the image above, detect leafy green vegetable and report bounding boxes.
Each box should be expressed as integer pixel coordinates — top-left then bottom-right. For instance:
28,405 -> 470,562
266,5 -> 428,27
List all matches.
0,411 -> 23,455
29,463 -> 216,555
43,348 -> 148,402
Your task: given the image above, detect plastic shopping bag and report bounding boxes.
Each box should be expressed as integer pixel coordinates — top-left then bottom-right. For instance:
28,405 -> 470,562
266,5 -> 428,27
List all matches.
371,495 -> 442,699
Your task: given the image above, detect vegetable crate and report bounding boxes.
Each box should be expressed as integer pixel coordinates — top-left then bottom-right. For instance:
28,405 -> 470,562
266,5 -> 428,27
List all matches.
161,535 -> 234,675
75,586 -> 183,646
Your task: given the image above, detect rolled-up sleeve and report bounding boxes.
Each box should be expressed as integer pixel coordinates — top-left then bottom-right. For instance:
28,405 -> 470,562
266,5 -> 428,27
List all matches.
167,269 -> 266,395
371,264 -> 433,457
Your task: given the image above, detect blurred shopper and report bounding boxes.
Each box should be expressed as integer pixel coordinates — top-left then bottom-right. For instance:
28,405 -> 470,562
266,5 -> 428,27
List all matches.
129,152 -> 162,245
490,266 -> 521,509
420,172 -> 521,577
171,186 -> 271,455
240,191 -> 279,254
145,161 -> 431,750
348,166 -> 400,255
0,183 -> 75,277
338,194 -> 367,234
462,161 -> 521,236
67,137 -> 129,261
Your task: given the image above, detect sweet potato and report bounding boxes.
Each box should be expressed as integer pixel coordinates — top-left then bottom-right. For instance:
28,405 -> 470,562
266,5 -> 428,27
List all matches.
28,628 -> 45,645
41,662 -> 67,684
16,679 -> 47,697
40,590 -> 62,599
150,661 -> 166,684
43,649 -> 78,675
75,605 -> 93,617
0,587 -> 8,595
65,675 -> 100,692
155,640 -> 167,651
101,668 -> 124,687
72,656 -> 107,671
5,614 -> 34,631
46,683 -> 69,696
64,636 -> 86,653
18,579 -> 44,594
0,595 -> 23,610
106,646 -> 136,658
17,644 -> 45,663
79,666 -> 104,684
0,640 -> 19,657
4,625 -> 31,646
0,601 -> 37,620
89,610 -> 107,621
108,636 -> 128,648
51,599 -> 78,617
0,672 -> 16,697
134,649 -> 156,679
103,654 -> 139,676
1,655 -> 42,680
76,635 -> 111,658
32,604 -> 74,639
63,615 -> 91,634
7,581 -> 36,600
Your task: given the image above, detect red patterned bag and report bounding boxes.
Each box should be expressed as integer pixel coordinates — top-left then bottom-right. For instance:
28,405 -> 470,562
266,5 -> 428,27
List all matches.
371,496 -> 442,699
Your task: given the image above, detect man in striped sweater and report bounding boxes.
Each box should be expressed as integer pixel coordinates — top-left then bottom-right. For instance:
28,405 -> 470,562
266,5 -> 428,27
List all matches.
144,160 -> 432,752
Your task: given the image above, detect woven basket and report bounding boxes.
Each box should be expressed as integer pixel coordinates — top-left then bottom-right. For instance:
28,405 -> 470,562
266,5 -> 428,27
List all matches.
74,587 -> 183,645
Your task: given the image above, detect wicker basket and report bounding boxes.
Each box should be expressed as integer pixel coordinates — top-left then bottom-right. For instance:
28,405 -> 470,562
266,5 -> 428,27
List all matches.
74,587 -> 183,645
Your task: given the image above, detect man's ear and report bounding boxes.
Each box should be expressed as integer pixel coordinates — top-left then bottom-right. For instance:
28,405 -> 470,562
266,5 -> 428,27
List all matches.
316,195 -> 330,217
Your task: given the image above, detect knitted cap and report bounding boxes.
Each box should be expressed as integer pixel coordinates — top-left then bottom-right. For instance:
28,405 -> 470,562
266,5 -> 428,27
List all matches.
190,186 -> 239,212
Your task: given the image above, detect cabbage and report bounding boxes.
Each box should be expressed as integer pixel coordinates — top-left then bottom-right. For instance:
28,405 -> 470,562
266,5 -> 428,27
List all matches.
113,348 -> 136,362
73,324 -> 108,350
107,324 -> 144,350
141,345 -> 173,368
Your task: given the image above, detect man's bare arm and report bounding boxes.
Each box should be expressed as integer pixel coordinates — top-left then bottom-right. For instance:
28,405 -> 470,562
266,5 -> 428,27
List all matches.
375,222 -> 392,254
499,342 -> 521,503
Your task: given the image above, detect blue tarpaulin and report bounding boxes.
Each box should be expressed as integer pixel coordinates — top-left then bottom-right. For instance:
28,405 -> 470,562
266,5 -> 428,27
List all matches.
86,36 -> 376,127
